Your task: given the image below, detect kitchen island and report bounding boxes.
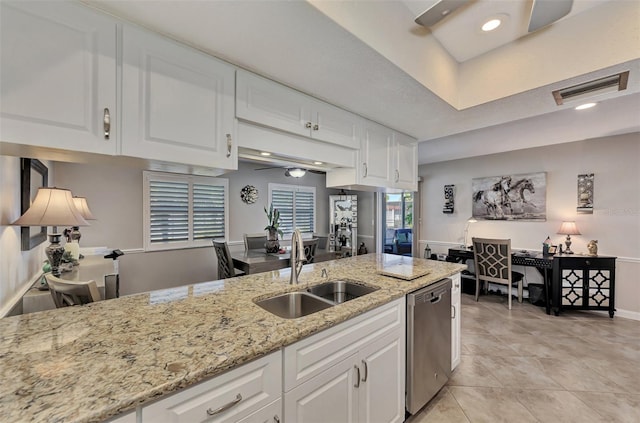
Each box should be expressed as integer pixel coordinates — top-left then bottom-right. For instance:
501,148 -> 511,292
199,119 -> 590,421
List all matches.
0,254 -> 465,423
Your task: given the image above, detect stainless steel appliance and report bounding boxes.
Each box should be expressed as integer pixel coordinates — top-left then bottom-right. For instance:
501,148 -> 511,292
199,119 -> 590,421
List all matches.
406,278 -> 452,414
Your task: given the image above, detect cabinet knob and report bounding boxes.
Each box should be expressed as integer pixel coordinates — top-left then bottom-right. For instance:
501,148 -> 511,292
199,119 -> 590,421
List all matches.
313,123 -> 319,131
226,134 -> 232,158
585,260 -> 590,266
103,108 -> 111,140
305,122 -> 312,129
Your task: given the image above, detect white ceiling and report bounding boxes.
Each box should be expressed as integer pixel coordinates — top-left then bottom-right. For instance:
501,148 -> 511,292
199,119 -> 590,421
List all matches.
84,0 -> 640,165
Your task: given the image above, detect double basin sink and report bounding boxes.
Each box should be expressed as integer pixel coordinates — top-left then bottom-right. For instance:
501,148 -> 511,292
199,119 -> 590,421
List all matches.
255,280 -> 379,319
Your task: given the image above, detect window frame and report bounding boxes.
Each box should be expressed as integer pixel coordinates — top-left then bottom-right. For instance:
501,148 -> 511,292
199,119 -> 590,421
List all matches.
143,171 -> 228,251
268,183 -> 316,237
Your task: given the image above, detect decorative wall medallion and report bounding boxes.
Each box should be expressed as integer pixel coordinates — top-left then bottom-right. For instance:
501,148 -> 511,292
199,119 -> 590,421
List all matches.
240,185 -> 258,204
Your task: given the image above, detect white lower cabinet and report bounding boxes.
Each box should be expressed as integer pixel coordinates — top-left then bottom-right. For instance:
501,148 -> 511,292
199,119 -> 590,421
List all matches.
236,399 -> 282,423
141,351 -> 281,423
283,298 -> 406,423
451,273 -> 462,371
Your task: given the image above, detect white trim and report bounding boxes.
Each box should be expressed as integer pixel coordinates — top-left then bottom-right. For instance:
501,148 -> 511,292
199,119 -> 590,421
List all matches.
0,272 -> 42,318
615,308 -> 640,321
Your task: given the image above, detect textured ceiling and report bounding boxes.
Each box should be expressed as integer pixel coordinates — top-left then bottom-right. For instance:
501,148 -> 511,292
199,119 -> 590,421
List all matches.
84,0 -> 640,164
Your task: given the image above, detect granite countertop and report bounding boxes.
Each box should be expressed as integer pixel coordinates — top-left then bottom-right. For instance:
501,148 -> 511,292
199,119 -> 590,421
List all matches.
0,254 -> 465,423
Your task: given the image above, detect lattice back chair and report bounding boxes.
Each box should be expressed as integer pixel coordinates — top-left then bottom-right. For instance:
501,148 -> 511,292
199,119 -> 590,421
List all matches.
243,233 -> 267,251
303,238 -> 319,263
471,237 -> 524,310
213,240 -> 245,279
45,273 -> 101,308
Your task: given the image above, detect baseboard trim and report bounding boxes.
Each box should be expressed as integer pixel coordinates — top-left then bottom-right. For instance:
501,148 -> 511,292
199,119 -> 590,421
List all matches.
615,308 -> 640,321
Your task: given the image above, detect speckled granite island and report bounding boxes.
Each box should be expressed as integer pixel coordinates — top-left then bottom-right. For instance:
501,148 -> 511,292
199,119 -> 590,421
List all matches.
0,254 -> 465,423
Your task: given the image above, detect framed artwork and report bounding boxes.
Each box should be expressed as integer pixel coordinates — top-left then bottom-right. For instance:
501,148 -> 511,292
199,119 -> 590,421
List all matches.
443,184 -> 454,214
577,173 -> 594,214
20,158 -> 48,251
547,245 -> 558,255
472,172 -> 546,221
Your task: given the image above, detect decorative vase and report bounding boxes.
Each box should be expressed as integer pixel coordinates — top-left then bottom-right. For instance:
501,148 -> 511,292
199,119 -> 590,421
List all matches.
265,228 -> 280,253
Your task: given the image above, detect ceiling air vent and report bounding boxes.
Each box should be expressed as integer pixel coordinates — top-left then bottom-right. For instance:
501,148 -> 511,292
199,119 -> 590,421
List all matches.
552,71 -> 629,106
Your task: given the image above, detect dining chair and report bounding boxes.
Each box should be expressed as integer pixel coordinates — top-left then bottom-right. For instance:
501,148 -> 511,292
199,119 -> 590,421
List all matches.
213,240 -> 246,279
243,233 -> 267,251
44,273 -> 101,308
471,237 -> 524,310
303,238 -> 319,263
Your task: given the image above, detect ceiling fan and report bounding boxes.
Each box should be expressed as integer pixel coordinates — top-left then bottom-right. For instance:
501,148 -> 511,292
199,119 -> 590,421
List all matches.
414,0 -> 573,33
255,166 -> 326,178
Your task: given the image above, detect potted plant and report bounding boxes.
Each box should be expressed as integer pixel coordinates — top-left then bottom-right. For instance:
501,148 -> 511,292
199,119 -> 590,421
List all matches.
264,203 -> 283,253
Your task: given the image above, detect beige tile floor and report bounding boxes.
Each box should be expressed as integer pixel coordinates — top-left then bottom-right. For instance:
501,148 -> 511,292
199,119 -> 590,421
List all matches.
407,293 -> 640,423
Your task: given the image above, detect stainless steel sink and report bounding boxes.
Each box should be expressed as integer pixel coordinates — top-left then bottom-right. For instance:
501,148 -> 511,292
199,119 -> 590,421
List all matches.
306,280 -> 379,304
255,292 -> 334,319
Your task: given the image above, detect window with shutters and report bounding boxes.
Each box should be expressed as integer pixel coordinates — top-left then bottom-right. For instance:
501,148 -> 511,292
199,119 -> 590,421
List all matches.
268,183 -> 316,236
143,171 -> 228,251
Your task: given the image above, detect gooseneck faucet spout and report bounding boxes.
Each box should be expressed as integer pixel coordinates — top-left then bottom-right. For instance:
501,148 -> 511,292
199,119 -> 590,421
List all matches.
290,229 -> 306,285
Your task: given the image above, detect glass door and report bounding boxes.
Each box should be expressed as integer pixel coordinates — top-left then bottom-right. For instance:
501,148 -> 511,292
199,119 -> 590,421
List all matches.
382,192 -> 414,256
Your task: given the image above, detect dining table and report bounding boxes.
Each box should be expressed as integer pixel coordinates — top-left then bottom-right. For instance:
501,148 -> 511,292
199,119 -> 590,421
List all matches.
231,248 -> 343,275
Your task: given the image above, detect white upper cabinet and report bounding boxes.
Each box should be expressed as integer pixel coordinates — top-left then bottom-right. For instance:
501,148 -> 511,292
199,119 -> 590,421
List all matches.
360,120 -> 394,186
0,1 -> 117,155
326,119 -> 417,192
122,25 -> 236,169
236,70 -> 360,149
392,132 -> 418,192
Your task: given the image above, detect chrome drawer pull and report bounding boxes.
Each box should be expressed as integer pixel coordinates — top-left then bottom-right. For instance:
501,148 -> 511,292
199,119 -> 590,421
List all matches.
361,360 -> 368,382
273,415 -> 280,423
206,393 -> 242,416
103,108 -> 110,140
354,365 -> 360,388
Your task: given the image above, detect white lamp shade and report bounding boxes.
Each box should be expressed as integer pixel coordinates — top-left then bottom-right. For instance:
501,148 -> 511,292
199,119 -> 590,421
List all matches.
12,188 -> 89,227
557,221 -> 581,235
72,196 -> 96,220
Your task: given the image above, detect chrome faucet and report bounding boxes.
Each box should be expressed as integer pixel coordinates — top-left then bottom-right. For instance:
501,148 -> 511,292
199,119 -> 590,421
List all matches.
290,229 -> 306,285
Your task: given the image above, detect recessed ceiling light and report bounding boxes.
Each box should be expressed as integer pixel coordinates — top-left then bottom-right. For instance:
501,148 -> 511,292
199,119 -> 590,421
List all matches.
313,161 -> 323,165
482,19 -> 501,32
575,102 -> 597,110
259,152 -> 271,156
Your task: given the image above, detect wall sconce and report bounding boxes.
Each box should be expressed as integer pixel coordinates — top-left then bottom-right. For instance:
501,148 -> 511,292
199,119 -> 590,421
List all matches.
557,221 -> 581,254
12,187 -> 88,276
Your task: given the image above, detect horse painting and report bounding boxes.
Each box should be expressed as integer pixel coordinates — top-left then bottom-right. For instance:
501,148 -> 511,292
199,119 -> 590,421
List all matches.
472,173 -> 546,221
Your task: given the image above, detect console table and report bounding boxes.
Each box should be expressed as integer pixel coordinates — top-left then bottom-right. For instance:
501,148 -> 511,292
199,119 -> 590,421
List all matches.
552,254 -> 617,317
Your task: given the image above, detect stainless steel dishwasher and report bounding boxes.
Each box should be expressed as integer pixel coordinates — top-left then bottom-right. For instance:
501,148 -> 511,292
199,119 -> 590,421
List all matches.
406,278 -> 452,415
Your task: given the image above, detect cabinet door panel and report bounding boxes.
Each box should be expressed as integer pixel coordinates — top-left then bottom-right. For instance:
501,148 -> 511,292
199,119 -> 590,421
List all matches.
236,70 -> 310,138
0,1 -> 116,154
236,399 -> 281,423
122,25 -> 235,168
359,330 -> 405,423
360,122 -> 392,185
394,136 -> 418,191
313,100 -> 360,149
284,355 -> 358,423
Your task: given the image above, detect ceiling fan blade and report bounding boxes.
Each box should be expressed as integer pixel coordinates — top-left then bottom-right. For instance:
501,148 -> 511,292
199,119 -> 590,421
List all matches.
254,166 -> 283,171
308,169 -> 325,175
414,0 -> 468,28
528,0 -> 573,33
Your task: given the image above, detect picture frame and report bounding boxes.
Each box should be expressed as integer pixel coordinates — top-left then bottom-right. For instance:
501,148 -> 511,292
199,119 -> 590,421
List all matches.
547,245 -> 557,255
20,158 -> 48,251
472,172 -> 546,221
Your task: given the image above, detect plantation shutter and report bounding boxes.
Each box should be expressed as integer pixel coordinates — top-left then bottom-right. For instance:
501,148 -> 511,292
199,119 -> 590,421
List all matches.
269,184 -> 316,236
149,180 -> 189,243
144,171 -> 228,250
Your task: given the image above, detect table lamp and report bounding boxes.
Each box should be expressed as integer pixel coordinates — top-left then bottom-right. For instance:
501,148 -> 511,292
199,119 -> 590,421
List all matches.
557,221 -> 580,254
12,187 -> 88,276
68,196 -> 96,243
462,217 -> 477,249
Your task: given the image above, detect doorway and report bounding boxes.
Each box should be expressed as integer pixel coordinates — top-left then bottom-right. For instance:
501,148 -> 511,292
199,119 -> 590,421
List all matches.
382,192 -> 414,256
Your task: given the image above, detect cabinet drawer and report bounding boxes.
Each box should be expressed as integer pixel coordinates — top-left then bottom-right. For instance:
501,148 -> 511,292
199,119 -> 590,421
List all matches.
557,257 -> 615,269
142,352 -> 281,423
283,298 -> 404,391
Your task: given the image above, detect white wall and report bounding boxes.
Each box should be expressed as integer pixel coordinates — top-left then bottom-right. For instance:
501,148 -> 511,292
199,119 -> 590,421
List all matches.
0,156 -> 52,315
419,133 -> 640,318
